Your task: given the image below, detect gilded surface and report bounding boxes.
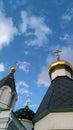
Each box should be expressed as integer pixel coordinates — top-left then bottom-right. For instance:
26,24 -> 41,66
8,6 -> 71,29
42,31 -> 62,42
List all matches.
48,60 -> 73,74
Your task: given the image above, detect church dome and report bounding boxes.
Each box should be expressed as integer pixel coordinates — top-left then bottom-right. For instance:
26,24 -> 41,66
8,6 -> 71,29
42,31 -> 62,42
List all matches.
48,50 -> 73,80
48,60 -> 73,76
15,105 -> 35,121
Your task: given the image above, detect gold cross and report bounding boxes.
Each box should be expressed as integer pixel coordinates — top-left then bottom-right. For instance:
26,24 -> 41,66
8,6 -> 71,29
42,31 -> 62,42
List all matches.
54,50 -> 61,61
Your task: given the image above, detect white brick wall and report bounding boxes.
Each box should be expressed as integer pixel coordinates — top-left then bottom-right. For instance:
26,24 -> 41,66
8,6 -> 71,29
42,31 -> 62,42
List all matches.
35,112 -> 73,130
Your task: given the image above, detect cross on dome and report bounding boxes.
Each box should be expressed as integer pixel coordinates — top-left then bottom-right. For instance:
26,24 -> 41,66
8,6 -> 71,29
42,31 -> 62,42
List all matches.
54,50 -> 61,61
25,96 -> 31,107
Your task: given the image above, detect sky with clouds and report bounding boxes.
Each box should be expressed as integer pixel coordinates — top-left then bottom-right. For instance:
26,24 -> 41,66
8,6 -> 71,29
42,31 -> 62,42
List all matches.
0,0 -> 73,112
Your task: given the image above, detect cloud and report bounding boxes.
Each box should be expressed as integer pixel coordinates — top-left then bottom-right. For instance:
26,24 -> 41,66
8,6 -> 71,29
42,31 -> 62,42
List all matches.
16,81 -> 29,88
50,45 -> 73,65
18,61 -> 30,72
19,89 -> 32,95
16,80 -> 32,95
62,8 -> 73,22
60,34 -> 73,44
30,104 -> 37,108
47,45 -> 73,65
37,52 -> 57,87
0,63 -> 5,72
61,46 -> 73,64
0,11 -> 18,50
24,51 -> 29,55
37,50 -> 57,87
20,11 -> 52,47
37,67 -> 50,87
60,34 -> 70,41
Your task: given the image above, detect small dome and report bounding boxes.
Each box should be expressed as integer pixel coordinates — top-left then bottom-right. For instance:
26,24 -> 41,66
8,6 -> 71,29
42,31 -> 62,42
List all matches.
48,60 -> 73,81
15,106 -> 35,121
48,60 -> 73,76
11,66 -> 16,73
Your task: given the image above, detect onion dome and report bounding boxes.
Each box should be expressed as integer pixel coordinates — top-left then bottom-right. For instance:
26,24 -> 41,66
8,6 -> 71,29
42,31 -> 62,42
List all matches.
48,50 -> 73,80
15,105 -> 35,121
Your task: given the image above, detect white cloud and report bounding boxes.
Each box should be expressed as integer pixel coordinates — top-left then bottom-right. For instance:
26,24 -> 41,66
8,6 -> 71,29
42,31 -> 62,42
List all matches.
0,63 -> 5,72
0,11 -> 18,50
62,8 -> 73,22
30,104 -> 37,108
19,89 -> 32,95
24,51 -> 29,55
20,11 -> 52,47
61,46 -> 73,64
46,54 -> 55,65
37,52 -> 57,87
60,34 -> 73,44
60,34 -> 70,41
37,67 -> 50,87
16,81 -> 29,88
47,45 -> 73,65
18,61 -> 30,72
16,80 -> 32,95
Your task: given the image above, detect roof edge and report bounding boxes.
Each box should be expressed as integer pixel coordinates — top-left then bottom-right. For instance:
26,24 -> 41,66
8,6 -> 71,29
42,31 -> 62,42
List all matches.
33,108 -> 73,123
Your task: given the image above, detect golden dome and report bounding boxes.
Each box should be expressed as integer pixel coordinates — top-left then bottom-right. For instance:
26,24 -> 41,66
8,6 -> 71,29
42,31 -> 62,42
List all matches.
11,66 -> 16,73
48,60 -> 73,75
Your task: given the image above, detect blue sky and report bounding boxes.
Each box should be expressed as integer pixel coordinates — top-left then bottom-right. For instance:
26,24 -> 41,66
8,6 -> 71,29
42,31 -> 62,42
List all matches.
0,0 -> 73,112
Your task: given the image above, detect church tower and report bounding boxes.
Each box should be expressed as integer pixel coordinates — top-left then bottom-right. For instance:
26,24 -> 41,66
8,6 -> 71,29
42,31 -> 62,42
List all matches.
34,50 -> 73,130
0,66 -> 17,110
0,66 -> 29,130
